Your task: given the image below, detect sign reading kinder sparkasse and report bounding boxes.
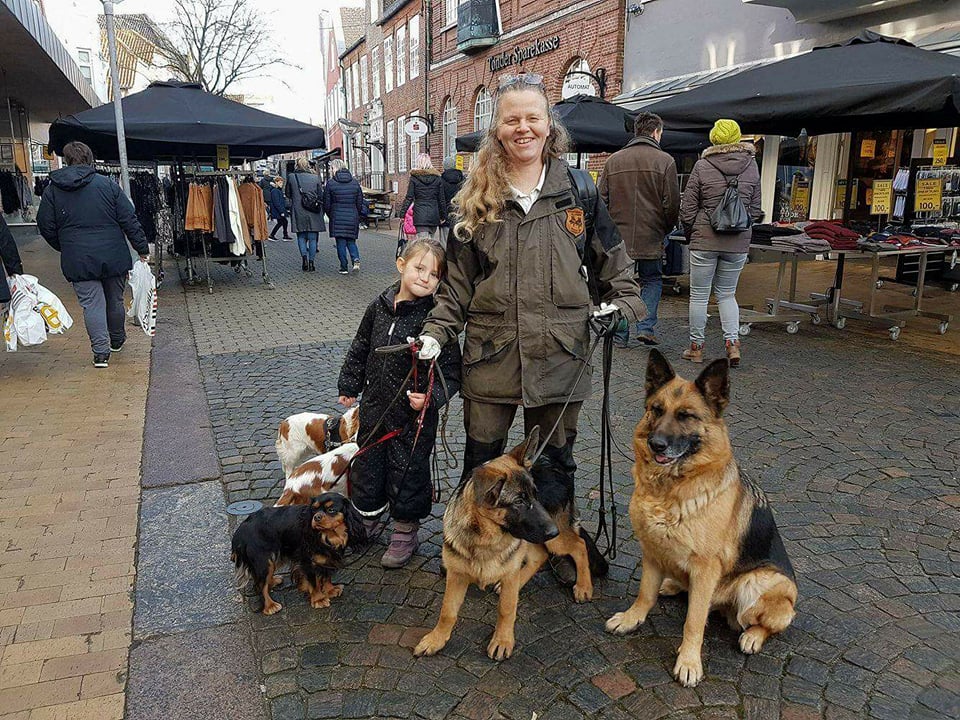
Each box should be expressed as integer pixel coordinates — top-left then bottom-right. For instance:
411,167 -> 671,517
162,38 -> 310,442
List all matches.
489,36 -> 561,73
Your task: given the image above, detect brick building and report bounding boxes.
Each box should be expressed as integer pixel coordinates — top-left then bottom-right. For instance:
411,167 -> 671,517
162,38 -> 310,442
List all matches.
427,0 -> 625,173
340,0 -> 428,196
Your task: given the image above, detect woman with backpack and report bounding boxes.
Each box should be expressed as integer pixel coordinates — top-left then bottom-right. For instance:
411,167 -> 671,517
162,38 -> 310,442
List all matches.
399,154 -> 445,240
285,158 -> 326,272
679,119 -> 762,367
322,159 -> 365,275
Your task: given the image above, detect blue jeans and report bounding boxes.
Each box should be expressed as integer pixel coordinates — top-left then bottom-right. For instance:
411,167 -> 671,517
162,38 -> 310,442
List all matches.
297,231 -> 318,261
634,259 -> 662,335
335,237 -> 360,270
689,250 -> 748,343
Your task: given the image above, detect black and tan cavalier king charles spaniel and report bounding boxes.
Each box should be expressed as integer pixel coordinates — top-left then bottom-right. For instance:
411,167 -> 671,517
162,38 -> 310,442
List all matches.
231,492 -> 366,614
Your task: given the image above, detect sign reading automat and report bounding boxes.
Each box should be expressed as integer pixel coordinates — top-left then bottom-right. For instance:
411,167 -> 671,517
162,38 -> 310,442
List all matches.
488,36 -> 561,72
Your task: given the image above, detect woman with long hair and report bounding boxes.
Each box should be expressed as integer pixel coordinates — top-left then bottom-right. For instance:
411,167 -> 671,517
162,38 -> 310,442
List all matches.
415,74 -> 645,585
286,157 -> 326,272
400,153 -> 444,240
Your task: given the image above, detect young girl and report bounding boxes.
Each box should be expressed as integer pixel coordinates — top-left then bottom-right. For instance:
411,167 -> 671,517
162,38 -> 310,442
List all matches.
337,240 -> 462,568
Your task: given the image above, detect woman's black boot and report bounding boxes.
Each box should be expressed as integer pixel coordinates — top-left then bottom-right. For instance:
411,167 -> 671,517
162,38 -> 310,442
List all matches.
302,256 -> 308,271
308,260 -> 316,272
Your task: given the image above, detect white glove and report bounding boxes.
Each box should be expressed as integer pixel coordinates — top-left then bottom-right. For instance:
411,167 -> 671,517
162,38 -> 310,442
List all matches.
592,302 -> 620,319
412,335 -> 441,360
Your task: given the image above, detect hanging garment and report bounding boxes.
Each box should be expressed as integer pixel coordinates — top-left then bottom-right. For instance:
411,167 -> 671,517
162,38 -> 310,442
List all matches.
226,178 -> 247,256
0,172 -> 22,214
211,180 -> 234,245
238,182 -> 269,241
184,183 -> 214,232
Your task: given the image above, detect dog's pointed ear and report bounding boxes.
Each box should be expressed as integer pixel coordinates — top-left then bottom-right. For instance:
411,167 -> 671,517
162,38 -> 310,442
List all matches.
695,358 -> 730,416
508,426 -> 540,468
646,349 -> 676,398
474,472 -> 506,508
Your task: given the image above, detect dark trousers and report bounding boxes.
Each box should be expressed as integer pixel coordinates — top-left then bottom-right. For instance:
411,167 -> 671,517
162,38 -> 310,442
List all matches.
72,275 -> 126,355
269,217 -> 288,238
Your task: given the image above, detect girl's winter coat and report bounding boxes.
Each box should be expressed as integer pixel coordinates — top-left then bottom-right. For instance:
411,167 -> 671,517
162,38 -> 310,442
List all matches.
268,186 -> 287,220
323,169 -> 365,240
400,169 -> 444,229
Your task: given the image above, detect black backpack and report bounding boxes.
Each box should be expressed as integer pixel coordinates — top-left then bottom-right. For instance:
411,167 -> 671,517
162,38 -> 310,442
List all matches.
706,159 -> 752,234
567,167 -> 601,306
293,173 -> 323,213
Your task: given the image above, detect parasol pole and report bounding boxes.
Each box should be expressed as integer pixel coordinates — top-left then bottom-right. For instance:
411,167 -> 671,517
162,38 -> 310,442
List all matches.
102,0 -> 131,198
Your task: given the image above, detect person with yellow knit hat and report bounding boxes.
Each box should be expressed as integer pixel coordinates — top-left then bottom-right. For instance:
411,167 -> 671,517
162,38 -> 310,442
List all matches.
678,119 -> 762,367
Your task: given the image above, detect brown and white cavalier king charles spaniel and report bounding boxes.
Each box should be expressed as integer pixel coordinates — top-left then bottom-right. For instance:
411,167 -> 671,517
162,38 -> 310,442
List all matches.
231,493 -> 366,615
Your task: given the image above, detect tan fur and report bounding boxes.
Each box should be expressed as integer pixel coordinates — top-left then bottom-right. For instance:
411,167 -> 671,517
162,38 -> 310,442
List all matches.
304,419 -> 327,452
607,365 -> 797,687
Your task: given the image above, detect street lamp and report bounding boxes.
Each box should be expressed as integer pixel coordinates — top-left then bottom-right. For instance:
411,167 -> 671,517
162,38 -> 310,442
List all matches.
101,0 -> 131,198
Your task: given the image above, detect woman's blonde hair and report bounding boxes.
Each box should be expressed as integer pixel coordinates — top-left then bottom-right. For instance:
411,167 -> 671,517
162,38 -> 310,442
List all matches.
452,84 -> 569,240
295,157 -> 312,172
329,159 -> 347,173
414,153 -> 434,171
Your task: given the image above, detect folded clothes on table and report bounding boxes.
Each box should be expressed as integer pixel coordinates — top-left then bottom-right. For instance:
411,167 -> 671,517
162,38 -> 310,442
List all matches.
770,233 -> 833,252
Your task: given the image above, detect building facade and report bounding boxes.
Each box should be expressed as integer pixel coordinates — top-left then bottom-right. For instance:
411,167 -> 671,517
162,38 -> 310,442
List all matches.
427,0 -> 626,172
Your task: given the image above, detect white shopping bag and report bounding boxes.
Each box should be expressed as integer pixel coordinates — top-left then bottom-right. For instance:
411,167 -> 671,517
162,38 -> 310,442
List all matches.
127,261 -> 157,337
6,274 -> 47,349
33,281 -> 73,334
3,309 -> 15,352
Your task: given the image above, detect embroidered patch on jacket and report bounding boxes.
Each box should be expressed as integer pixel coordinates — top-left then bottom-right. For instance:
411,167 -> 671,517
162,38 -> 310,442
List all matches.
565,208 -> 585,236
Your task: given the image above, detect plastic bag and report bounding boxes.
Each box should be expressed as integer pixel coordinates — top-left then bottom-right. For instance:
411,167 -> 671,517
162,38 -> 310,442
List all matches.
6,274 -> 47,349
3,310 -> 15,352
33,281 -> 73,334
403,203 -> 416,236
127,261 -> 158,337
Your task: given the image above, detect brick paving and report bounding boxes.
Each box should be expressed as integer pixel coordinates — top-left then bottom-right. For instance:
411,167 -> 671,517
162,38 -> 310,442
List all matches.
182,230 -> 960,719
0,230 -> 148,719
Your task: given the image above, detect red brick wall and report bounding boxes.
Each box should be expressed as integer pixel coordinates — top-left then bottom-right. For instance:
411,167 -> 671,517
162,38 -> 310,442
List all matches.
428,0 -> 624,173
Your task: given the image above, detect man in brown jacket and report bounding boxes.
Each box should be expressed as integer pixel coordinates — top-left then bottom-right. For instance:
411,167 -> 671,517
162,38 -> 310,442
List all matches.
599,112 -> 679,346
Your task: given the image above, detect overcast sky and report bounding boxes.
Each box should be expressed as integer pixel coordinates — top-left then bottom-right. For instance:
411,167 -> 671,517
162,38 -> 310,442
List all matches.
115,0 -> 341,125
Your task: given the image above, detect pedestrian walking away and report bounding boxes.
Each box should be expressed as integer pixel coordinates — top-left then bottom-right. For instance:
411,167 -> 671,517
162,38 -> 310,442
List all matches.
322,159 -> 364,275
400,154 -> 445,240
36,141 -> 149,368
599,111 -> 680,347
680,119 -> 762,367
416,73 -> 645,585
337,239 -> 462,568
286,157 -> 326,272
268,177 -> 291,241
439,155 -> 466,241
0,214 -> 24,308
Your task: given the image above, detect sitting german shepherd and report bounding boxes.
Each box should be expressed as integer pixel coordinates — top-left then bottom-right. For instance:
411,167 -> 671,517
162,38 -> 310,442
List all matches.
414,427 -> 604,661
607,350 -> 797,687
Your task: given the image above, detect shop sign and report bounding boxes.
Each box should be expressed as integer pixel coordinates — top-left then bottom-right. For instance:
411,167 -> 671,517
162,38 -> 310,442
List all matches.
791,178 -> 810,215
455,154 -> 464,171
870,179 -> 892,215
562,63 -> 598,99
488,36 -> 561,73
914,178 -> 943,213
834,179 -> 847,210
932,138 -> 949,167
216,144 -> 230,170
404,119 -> 429,139
860,139 -> 876,159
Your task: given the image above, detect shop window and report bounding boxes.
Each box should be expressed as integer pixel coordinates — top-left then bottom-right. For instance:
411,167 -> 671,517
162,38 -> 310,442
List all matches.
843,130 -> 913,223
409,16 -> 420,80
396,25 -> 406,88
564,152 -> 589,169
387,119 -> 396,174
442,99 -> 458,161
774,136 -> 817,222
474,87 -> 491,132
384,37 -> 394,93
398,115 -> 407,174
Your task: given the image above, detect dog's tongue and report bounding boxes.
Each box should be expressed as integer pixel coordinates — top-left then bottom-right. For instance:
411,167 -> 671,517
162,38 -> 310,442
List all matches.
655,453 -> 670,464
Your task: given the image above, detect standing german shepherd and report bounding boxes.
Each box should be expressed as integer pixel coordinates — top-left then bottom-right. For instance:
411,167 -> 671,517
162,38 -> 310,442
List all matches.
414,427 -> 606,661
606,350 -> 797,687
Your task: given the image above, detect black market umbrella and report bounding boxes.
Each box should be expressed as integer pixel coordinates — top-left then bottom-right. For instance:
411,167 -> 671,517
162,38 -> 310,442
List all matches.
49,80 -> 326,162
644,31 -> 960,137
456,93 -> 709,156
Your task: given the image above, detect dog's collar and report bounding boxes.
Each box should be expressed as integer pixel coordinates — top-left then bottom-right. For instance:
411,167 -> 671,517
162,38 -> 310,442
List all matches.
323,415 -> 342,453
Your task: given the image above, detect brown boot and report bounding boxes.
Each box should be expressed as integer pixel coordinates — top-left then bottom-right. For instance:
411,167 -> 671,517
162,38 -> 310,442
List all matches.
381,521 -> 419,568
681,342 -> 703,363
725,339 -> 741,368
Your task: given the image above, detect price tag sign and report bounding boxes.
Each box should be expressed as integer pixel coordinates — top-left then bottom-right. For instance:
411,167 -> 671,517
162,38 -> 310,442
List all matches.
870,179 -> 892,215
791,178 -> 810,214
860,139 -> 876,159
932,139 -> 949,167
834,179 -> 848,210
914,177 -> 942,213
216,145 -> 230,170
455,154 -> 464,171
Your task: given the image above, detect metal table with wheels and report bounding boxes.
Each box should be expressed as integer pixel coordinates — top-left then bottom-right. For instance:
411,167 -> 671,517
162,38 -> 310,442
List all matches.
734,244 -> 825,337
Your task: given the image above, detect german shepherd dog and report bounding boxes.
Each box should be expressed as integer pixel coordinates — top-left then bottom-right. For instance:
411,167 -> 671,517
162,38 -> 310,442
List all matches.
606,350 -> 797,687
414,427 -> 606,661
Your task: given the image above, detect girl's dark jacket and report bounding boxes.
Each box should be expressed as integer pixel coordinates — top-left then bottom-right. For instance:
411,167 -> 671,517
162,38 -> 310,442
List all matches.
268,186 -> 287,220
37,165 -> 149,282
323,169 -> 365,240
0,214 -> 24,303
400,169 -> 445,230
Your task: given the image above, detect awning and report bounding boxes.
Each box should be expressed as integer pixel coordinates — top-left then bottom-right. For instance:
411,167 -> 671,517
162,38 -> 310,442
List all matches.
48,81 -> 326,161
642,32 -> 960,137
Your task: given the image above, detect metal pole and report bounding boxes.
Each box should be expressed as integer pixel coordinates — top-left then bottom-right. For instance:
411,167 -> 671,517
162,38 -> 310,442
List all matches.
102,0 -> 131,198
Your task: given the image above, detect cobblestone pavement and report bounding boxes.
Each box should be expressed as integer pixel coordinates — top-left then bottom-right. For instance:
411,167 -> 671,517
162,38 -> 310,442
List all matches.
185,230 -> 960,720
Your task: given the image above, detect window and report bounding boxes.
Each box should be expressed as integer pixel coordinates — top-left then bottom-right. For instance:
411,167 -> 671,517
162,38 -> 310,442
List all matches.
371,46 -> 381,98
474,87 -> 491,132
352,64 -> 360,109
396,25 -> 406,88
345,69 -> 352,111
445,0 -> 458,27
368,0 -> 378,23
77,48 -> 93,83
387,119 -> 396,174
384,37 -> 394,93
442,99 -> 458,160
410,109 -> 420,169
409,16 -> 420,80
360,55 -> 369,104
397,114 -> 408,173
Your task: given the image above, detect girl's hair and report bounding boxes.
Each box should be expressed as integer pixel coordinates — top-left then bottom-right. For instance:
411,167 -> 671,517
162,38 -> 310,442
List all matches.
414,153 -> 434,171
399,239 -> 447,279
453,84 -> 570,240
273,176 -> 284,186
329,159 -> 347,172
295,157 -> 312,172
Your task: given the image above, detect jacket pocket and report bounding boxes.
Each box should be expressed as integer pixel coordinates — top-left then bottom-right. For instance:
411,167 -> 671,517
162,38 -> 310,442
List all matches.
549,321 -> 591,361
551,216 -> 590,308
470,228 -> 513,311
463,323 -> 517,366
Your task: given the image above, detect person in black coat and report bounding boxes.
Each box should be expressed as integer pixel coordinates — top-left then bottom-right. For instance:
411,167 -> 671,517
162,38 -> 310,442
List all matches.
439,155 -> 466,234
37,141 -> 149,368
267,177 -> 290,241
0,214 -> 24,306
322,160 -> 364,274
337,240 -> 461,568
400,154 -> 445,240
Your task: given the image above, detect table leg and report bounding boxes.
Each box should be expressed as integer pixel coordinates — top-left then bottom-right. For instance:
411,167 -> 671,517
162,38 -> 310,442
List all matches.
772,258 -> 787,315
914,252 -> 928,313
789,255 -> 798,303
830,254 -> 845,324
868,254 -> 880,317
